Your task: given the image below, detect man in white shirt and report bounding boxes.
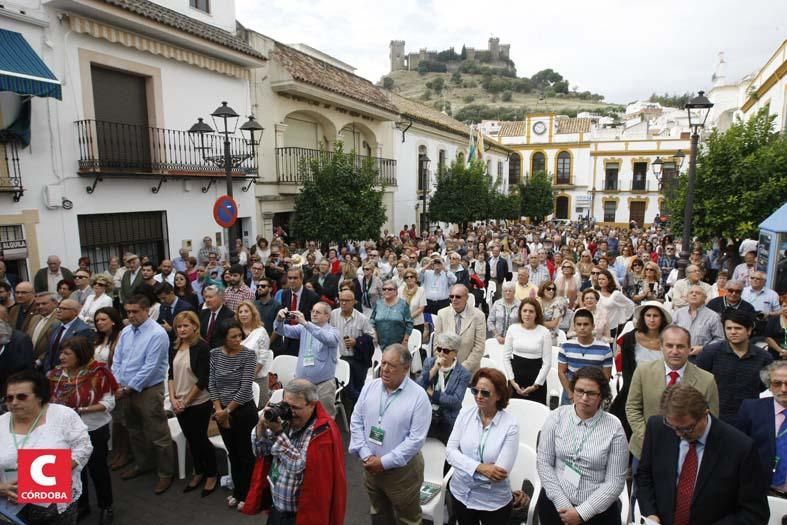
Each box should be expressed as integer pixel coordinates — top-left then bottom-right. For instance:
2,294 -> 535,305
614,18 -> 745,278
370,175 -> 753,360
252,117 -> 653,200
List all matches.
742,271 -> 780,319
671,265 -> 712,309
331,290 -> 376,404
153,259 -> 175,286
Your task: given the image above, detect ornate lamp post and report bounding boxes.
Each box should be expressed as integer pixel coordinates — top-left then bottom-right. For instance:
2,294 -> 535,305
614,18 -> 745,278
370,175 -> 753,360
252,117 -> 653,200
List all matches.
419,153 -> 431,234
189,101 -> 263,260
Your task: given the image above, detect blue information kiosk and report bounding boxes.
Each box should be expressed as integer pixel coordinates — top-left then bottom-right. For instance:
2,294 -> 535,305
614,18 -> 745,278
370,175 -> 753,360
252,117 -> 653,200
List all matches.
758,203 -> 787,295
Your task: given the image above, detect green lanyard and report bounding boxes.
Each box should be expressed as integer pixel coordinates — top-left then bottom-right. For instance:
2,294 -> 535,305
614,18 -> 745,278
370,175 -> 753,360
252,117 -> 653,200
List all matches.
378,383 -> 405,425
10,408 -> 44,451
569,414 -> 601,465
477,421 -> 493,462
782,328 -> 787,350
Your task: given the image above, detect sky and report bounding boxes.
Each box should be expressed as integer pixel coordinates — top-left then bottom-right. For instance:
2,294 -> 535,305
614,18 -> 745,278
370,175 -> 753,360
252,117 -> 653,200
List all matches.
235,0 -> 786,105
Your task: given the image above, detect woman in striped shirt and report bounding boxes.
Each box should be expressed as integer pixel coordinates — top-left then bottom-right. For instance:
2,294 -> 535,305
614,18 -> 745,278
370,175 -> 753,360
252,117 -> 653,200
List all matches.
209,320 -> 258,511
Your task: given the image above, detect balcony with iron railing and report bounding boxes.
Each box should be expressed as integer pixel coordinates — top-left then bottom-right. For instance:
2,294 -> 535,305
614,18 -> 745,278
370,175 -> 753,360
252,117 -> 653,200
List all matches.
602,178 -> 619,192
275,147 -> 397,187
75,120 -> 258,190
0,137 -> 23,202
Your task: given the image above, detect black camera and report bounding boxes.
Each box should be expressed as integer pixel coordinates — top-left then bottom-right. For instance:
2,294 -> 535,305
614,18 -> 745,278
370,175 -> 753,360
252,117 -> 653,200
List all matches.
285,310 -> 297,321
264,402 -> 293,422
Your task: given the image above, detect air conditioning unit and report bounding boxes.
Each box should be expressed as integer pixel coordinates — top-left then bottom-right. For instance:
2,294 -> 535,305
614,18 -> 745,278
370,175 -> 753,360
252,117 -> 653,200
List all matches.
44,184 -> 64,208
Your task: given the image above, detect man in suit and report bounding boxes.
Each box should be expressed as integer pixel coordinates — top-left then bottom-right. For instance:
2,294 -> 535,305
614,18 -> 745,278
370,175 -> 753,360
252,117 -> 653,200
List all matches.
627,325 -> 720,461
120,253 -> 143,303
279,268 -> 319,357
485,245 -> 510,301
155,282 -> 195,339
28,292 -> 61,363
434,284 -> 485,374
310,259 -> 339,305
637,384 -> 769,525
0,306 -> 34,397
198,285 -> 234,348
33,255 -> 74,293
736,360 -> 787,491
42,298 -> 94,372
9,281 -> 36,333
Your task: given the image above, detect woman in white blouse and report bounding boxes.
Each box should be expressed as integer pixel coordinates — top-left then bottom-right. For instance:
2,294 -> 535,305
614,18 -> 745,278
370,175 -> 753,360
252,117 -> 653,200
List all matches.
78,274 -> 114,329
236,300 -> 272,408
0,370 -> 93,523
447,367 -> 519,524
503,298 -> 552,405
536,366 -> 627,525
594,269 -> 634,339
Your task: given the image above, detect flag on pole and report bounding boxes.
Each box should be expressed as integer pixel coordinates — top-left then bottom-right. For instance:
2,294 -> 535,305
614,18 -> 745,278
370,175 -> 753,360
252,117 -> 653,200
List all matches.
467,124 -> 476,164
476,128 -> 485,161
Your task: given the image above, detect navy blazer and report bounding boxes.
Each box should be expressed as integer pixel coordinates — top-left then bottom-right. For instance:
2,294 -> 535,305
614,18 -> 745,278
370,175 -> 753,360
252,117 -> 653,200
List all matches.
44,318 -> 94,372
736,397 -> 778,486
416,357 -> 471,426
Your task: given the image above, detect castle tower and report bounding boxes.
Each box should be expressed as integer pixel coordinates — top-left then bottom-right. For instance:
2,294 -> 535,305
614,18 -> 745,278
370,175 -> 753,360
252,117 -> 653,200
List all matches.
489,37 -> 500,61
390,40 -> 406,72
500,44 -> 510,60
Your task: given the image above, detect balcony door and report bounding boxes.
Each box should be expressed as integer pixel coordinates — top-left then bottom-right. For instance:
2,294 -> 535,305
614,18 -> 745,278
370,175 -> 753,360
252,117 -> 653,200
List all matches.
91,66 -> 150,170
629,201 -> 646,227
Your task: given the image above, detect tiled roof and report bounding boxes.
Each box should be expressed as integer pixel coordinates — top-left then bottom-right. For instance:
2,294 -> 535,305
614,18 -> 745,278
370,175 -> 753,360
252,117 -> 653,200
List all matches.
556,117 -> 591,134
272,43 -> 397,114
498,121 -> 528,137
390,94 -> 513,153
101,0 -> 264,59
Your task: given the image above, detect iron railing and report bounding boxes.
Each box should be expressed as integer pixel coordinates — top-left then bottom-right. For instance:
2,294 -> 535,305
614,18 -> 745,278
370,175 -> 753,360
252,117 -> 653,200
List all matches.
75,120 -> 257,176
603,179 -> 619,191
275,147 -> 397,186
0,138 -> 23,201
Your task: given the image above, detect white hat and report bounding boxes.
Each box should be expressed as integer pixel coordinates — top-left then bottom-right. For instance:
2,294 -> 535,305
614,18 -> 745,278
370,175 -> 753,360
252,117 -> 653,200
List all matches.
633,300 -> 672,325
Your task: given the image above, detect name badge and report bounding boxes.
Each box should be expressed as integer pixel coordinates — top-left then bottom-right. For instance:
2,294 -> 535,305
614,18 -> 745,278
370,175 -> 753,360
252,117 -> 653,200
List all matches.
562,462 -> 582,488
303,355 -> 315,367
268,461 -> 282,486
369,425 -> 385,445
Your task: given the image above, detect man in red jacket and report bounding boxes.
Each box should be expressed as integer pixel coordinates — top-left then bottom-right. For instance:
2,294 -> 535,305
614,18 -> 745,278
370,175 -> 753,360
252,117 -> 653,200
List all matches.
246,378 -> 346,525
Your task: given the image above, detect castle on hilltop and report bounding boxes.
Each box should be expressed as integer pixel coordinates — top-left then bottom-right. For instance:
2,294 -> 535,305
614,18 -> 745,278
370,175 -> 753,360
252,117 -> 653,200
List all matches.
389,37 -> 511,73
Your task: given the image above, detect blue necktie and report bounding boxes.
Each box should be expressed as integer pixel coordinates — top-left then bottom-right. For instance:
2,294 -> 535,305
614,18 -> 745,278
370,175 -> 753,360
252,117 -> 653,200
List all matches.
772,414 -> 787,486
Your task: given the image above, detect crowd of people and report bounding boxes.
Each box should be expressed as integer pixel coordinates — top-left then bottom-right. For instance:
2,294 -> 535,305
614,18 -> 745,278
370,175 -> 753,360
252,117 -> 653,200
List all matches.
0,217 -> 785,525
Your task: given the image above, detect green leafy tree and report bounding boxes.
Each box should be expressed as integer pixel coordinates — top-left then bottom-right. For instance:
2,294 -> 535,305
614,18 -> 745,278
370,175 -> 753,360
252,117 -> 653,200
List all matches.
486,177 -> 521,221
382,76 -> 394,89
291,143 -> 387,244
429,160 -> 489,231
520,171 -> 553,224
664,108 -> 787,241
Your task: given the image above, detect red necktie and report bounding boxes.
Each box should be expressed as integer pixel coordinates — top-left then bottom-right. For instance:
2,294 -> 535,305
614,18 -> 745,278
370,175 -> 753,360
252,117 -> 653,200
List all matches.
668,371 -> 680,386
674,442 -> 697,525
206,312 -> 216,344
289,292 -> 298,325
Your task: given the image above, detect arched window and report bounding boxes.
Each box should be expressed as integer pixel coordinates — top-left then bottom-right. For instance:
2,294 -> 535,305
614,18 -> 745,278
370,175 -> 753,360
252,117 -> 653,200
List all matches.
555,196 -> 569,219
531,152 -> 545,175
508,153 -> 521,186
556,152 -> 571,184
417,145 -> 428,192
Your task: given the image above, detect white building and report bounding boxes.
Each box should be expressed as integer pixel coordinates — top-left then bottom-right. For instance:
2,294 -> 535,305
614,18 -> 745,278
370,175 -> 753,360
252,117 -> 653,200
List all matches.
0,0 -> 264,279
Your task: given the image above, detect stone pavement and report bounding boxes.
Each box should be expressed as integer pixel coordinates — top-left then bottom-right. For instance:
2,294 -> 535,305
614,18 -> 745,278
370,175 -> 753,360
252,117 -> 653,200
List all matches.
80,430 -> 372,525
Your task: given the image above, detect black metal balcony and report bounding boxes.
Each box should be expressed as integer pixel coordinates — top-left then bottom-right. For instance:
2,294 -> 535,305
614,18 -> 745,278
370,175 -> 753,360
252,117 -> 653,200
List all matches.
75,120 -> 257,178
276,147 -> 397,186
603,178 -> 619,191
0,137 -> 23,202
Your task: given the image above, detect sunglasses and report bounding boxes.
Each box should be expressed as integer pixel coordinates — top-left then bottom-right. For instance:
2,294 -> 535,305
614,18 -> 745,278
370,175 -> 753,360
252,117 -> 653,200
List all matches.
435,347 -> 455,354
591,271 -> 601,275
470,387 -> 492,398
448,294 -> 466,299
382,287 -> 396,291
5,393 -> 32,403
405,275 -> 416,279
545,286 -> 556,291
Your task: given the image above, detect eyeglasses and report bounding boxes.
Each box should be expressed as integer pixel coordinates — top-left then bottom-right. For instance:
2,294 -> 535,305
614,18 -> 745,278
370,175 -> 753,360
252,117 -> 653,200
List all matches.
258,284 -> 270,289
470,387 -> 492,398
573,387 -> 601,399
56,306 -> 77,312
771,380 -> 787,389
448,294 -> 466,299
405,275 -> 416,279
591,271 -> 601,275
751,277 -> 765,281
382,287 -> 396,291
662,415 -> 702,435
545,286 -> 556,291
4,393 -> 32,403
435,347 -> 455,354
726,289 -> 742,294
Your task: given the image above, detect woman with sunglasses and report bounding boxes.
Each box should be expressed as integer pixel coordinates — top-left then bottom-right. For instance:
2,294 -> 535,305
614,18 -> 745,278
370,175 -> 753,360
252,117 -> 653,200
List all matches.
370,280 -> 413,350
398,269 -> 426,336
555,262 -> 581,310
538,281 -> 569,346
417,333 -> 471,444
623,258 -> 645,299
536,366 -> 627,525
78,275 -> 114,330
631,262 -> 664,304
1,370 -> 93,524
503,298 -> 552,405
446,367 -> 519,524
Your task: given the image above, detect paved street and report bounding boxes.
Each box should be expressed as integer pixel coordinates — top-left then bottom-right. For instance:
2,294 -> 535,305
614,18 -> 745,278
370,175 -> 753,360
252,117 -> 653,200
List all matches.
82,429 -> 372,525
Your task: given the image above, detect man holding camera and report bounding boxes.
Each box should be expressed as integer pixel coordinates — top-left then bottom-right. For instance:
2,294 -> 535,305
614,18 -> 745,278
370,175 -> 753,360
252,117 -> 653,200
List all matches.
252,379 -> 346,525
274,302 -> 340,417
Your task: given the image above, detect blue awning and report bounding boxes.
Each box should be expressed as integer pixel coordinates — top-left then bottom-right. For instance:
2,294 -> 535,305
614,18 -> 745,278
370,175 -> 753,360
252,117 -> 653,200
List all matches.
0,29 -> 61,100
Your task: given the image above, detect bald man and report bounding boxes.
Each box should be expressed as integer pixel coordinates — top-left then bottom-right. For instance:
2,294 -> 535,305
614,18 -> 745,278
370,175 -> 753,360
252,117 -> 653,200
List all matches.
673,285 -> 724,357
33,255 -> 74,293
8,281 -> 35,333
42,298 -> 93,372
671,264 -> 711,309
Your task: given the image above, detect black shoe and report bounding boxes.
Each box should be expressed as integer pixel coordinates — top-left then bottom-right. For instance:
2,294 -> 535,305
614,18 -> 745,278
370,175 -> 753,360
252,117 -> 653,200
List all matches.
201,478 -> 218,498
100,507 -> 114,525
77,507 -> 91,522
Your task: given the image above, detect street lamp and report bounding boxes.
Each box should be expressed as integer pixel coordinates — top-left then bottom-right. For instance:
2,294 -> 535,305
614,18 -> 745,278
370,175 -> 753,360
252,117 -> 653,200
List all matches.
189,101 -> 263,261
419,153 -> 431,234
679,91 -> 714,272
651,156 -> 663,188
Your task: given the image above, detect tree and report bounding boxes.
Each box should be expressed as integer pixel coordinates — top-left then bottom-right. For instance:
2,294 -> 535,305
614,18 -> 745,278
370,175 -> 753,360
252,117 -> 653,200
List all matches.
664,108 -> 787,241
382,76 -> 394,89
520,171 -> 553,224
429,160 -> 490,231
291,143 -> 387,244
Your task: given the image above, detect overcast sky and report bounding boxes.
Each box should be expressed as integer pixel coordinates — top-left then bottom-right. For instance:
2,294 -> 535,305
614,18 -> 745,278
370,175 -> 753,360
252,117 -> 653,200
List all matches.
236,0 -> 786,105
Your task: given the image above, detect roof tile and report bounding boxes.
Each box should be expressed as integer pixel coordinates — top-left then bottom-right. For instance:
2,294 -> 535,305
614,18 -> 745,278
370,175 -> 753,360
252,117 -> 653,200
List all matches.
556,117 -> 591,134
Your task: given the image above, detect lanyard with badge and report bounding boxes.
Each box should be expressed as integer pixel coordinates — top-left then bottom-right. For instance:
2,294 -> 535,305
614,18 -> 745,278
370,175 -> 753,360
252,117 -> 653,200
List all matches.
475,423 -> 494,489
369,383 -> 404,445
562,415 -> 601,489
302,331 -> 315,367
5,408 -> 44,481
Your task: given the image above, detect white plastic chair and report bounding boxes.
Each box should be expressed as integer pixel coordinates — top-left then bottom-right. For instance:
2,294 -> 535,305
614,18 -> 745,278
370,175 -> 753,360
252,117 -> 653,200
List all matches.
409,328 -> 423,374
423,332 -> 435,360
485,339 -> 507,371
551,346 -> 561,370
480,357 -> 501,372
555,329 -> 567,345
252,381 -> 261,408
420,438 -> 453,525
210,382 -> 260,479
485,280 -> 497,310
271,355 -> 298,386
335,359 -> 351,430
619,482 -> 630,525
768,495 -> 787,525
507,398 -> 550,449
167,417 -> 187,480
209,433 -> 231,479
462,387 -> 476,409
546,367 -> 564,409
268,389 -> 283,405
631,499 -> 642,525
508,444 -> 540,525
